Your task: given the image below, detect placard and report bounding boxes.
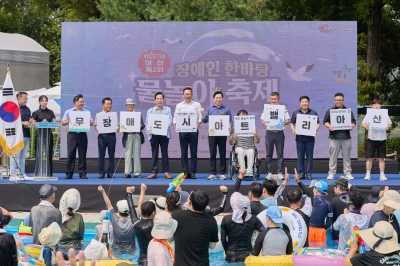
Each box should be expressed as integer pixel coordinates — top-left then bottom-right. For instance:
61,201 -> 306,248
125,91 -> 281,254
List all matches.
208,115 -> 230,136
263,104 -> 285,130
330,109 -> 351,130
69,111 -> 90,132
120,112 -> 141,132
234,115 -> 256,136
147,114 -> 168,136
366,108 -> 388,130
96,112 -> 118,134
175,111 -> 198,132
295,114 -> 318,136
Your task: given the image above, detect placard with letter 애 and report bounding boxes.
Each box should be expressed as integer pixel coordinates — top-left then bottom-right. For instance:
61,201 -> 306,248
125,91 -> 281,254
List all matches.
208,115 -> 230,136
120,112 -> 141,132
295,114 -> 318,136
330,109 -> 351,130
175,111 -> 197,132
366,108 -> 388,130
147,114 -> 168,136
96,112 -> 118,134
263,104 -> 285,130
69,111 -> 90,132
234,115 -> 255,136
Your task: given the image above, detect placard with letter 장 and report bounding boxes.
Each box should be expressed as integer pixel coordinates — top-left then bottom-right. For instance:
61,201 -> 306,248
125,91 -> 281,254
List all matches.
96,112 -> 118,134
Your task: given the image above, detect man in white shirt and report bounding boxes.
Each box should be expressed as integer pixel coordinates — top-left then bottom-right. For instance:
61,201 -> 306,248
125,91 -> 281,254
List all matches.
362,98 -> 392,181
173,86 -> 202,179
261,92 -> 290,180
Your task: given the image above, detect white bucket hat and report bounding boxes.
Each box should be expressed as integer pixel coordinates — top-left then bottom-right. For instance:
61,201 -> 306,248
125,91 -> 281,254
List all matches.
59,189 -> 81,223
38,222 -> 62,247
84,239 -> 108,260
373,190 -> 400,212
151,211 -> 178,239
149,196 -> 167,214
230,192 -> 252,223
360,221 -> 400,254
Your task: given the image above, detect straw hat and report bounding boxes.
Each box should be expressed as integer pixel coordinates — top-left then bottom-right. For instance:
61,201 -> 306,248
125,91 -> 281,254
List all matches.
38,222 -> 62,247
230,192 -> 252,223
84,239 -> 108,260
151,211 -> 178,239
59,189 -> 81,223
373,190 -> 400,212
360,221 -> 400,254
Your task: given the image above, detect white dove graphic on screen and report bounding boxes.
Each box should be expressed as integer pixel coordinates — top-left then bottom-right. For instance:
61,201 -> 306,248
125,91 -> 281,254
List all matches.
285,61 -> 315,82
161,39 -> 183,44
115,34 -> 133,41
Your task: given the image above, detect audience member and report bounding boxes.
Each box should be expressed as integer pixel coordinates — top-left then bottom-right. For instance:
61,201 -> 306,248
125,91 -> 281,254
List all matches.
260,178 -> 279,208
0,207 -> 17,266
361,186 -> 383,219
38,222 -> 64,266
166,191 -> 183,214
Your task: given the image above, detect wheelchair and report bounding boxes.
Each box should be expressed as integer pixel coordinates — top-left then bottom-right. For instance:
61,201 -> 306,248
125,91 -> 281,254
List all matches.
228,145 -> 261,181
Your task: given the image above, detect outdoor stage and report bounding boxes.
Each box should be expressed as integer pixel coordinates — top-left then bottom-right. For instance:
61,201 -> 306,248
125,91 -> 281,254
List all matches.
0,158 -> 398,213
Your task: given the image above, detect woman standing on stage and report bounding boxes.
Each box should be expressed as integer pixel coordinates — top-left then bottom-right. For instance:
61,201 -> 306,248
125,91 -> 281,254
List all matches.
32,95 -> 56,177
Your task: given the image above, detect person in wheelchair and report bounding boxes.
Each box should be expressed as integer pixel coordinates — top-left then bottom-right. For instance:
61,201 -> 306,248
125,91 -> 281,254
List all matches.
229,109 -> 260,177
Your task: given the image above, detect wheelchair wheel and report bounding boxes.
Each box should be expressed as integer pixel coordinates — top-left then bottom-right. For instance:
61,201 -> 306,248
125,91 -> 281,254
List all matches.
253,165 -> 260,180
230,164 -> 238,181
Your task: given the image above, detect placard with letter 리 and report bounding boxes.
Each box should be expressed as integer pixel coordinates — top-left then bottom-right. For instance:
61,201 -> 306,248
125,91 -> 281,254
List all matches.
96,112 -> 118,134
234,115 -> 255,136
147,113 -> 168,136
295,114 -> 318,136
208,115 -> 230,136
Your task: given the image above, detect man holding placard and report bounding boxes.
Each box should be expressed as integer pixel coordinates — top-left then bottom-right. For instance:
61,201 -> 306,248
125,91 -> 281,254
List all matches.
260,92 -> 290,180
94,97 -> 119,179
201,89 -> 233,180
61,94 -> 93,179
146,92 -> 173,179
290,96 -> 320,180
121,98 -> 145,179
362,98 -> 392,181
173,86 -> 202,179
323,93 -> 356,180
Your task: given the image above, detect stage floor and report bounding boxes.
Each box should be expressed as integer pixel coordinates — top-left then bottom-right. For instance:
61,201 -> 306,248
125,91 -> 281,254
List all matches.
1,172 -> 399,213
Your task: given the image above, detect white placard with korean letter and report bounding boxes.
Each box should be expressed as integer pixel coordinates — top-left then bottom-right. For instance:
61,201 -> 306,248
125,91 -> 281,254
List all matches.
147,114 -> 168,136
367,108 -> 388,130
263,104 -> 285,130
209,115 -> 230,136
295,114 -> 318,136
330,109 -> 351,130
69,111 -> 90,132
234,115 -> 255,136
96,112 -> 118,134
175,111 -> 197,132
120,112 -> 141,132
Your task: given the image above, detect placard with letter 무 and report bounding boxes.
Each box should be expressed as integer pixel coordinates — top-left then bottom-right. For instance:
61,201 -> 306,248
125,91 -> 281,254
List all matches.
208,115 -> 230,136
330,109 -> 351,130
234,115 -> 255,137
147,113 -> 168,136
69,111 -> 90,132
96,112 -> 118,134
120,111 -> 141,133
295,114 -> 318,136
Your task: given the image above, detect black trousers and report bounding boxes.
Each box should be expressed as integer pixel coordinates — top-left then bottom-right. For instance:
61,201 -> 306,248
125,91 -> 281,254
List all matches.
98,133 -> 116,174
66,132 -> 88,176
208,136 -> 227,174
150,135 -> 169,174
179,132 -> 198,174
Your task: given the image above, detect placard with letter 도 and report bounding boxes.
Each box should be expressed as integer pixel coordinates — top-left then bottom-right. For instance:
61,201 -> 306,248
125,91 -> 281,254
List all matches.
263,104 -> 285,130
208,115 -> 230,136
96,112 -> 118,134
234,115 -> 255,137
120,112 -> 141,133
366,108 -> 388,131
295,114 -> 318,136
330,109 -> 351,130
175,111 -> 197,132
69,111 -> 90,132
147,114 -> 168,136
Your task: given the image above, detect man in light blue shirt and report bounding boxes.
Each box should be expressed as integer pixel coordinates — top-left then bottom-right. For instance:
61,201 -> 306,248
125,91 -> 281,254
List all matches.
146,92 -> 173,179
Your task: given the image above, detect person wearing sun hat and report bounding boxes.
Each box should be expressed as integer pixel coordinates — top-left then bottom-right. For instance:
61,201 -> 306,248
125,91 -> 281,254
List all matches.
368,190 -> 400,244
252,206 -> 292,256
84,239 -> 109,261
307,180 -> 333,247
360,186 -> 383,219
58,188 -> 84,249
220,192 -> 264,263
147,211 -> 178,266
38,222 -> 63,266
344,221 -> 400,266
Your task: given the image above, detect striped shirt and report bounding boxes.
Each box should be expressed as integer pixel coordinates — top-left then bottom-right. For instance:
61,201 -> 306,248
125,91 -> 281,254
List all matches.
231,128 -> 257,150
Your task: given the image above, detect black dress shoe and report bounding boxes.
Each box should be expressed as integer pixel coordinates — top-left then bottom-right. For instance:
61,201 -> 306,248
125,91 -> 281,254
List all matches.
307,174 -> 312,180
190,173 -> 197,179
79,174 -> 88,179
107,174 -> 115,178
99,174 -> 105,179
124,174 -> 132,179
65,175 -> 72,179
299,175 -> 305,180
134,174 -> 142,178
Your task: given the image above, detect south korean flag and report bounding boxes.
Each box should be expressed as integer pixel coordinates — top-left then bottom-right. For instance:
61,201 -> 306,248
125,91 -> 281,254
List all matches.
0,66 -> 24,156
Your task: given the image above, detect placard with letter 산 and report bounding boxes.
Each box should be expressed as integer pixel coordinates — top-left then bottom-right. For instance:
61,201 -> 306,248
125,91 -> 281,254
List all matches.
366,108 -> 388,130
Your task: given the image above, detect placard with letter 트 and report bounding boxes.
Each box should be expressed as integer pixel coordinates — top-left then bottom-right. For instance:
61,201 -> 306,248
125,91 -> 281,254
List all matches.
120,111 -> 141,132
175,111 -> 197,132
366,108 -> 388,130
96,112 -> 118,134
295,114 -> 318,136
263,104 -> 285,130
330,109 -> 351,130
209,115 -> 230,136
69,111 -> 90,132
147,113 -> 168,136
234,115 -> 255,136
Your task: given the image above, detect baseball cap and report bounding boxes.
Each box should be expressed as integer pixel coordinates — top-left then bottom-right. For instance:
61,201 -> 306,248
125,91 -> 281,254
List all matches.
266,206 -> 284,223
126,98 -> 135,104
368,186 -> 383,203
39,184 -> 57,199
334,178 -> 348,188
315,181 -> 328,194
116,200 -> 129,213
